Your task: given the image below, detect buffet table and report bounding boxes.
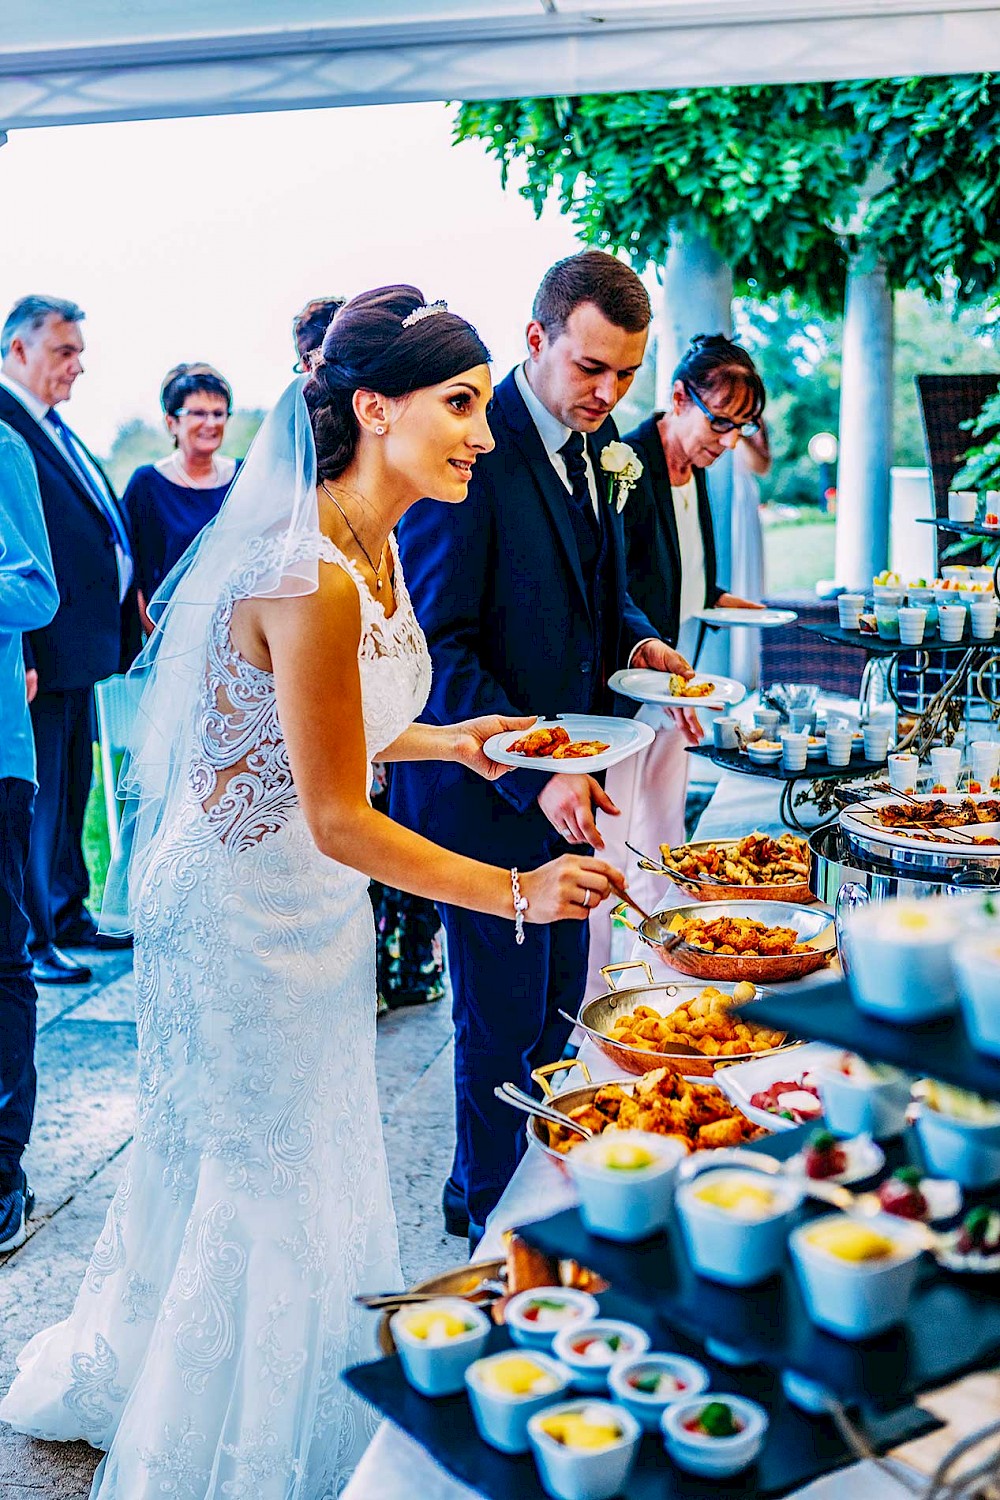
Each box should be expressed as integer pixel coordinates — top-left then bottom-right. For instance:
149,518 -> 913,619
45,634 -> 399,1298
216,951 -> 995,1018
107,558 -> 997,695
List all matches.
342,754 -> 964,1500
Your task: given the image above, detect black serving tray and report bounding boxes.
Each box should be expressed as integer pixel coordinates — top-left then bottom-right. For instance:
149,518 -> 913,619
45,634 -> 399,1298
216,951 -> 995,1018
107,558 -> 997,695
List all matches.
746,977 -> 1000,1102
797,619 -> 980,656
345,1286 -> 940,1500
917,517 -> 1000,540
686,743 -> 888,782
518,1124 -> 1000,1414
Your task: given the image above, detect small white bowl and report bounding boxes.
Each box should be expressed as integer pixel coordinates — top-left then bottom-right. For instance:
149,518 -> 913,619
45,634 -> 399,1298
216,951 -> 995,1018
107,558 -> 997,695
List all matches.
568,1130 -> 687,1242
842,899 -> 959,1023
662,1395 -> 769,1477
608,1354 -> 710,1431
505,1287 -> 600,1351
816,1058 -> 912,1139
954,935 -> 1000,1059
390,1298 -> 492,1397
747,741 -> 782,765
528,1399 -> 641,1500
789,1213 -> 924,1339
552,1319 -> 651,1392
913,1102 -> 1000,1189
675,1167 -> 802,1286
465,1350 -> 572,1454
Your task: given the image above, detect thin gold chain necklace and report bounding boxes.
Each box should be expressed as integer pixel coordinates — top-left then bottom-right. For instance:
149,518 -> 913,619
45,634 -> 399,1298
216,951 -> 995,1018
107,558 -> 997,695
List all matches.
321,480 -> 387,590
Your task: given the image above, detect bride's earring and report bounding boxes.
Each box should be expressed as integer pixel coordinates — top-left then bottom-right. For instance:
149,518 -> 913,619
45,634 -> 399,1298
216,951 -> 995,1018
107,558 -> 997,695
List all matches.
375,426 -> 386,435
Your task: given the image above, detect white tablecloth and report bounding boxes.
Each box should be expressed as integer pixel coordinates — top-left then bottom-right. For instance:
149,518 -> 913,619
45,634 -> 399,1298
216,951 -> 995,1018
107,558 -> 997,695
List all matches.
344,743 -> 917,1500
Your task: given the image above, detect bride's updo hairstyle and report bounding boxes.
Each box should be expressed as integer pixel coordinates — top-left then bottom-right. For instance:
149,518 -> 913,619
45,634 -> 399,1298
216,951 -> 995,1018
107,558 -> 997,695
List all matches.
304,284 -> 491,482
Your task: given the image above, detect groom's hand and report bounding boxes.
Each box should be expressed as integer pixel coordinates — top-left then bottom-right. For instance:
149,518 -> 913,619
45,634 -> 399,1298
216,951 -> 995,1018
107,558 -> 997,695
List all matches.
537,774 -> 619,850
451,714 -> 536,782
631,638 -> 693,679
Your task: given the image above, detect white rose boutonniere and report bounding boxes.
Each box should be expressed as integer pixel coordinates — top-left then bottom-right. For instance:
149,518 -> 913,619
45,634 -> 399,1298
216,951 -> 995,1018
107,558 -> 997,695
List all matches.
600,441 -> 643,513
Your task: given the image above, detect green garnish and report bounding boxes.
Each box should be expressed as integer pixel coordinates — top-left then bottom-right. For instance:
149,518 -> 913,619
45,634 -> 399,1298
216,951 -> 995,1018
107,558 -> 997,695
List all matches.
605,1334 -> 623,1351
698,1401 -> 740,1438
893,1166 -> 922,1187
633,1372 -> 662,1394
810,1130 -> 837,1152
531,1298 -> 571,1312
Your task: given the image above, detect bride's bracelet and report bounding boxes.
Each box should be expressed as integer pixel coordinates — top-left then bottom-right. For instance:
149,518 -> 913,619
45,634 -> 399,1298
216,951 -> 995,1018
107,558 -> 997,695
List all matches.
510,867 -> 528,945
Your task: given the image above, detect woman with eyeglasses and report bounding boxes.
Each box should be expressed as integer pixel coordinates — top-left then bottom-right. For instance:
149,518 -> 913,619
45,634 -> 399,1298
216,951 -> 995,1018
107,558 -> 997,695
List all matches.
586,333 -> 768,988
123,363 -> 240,635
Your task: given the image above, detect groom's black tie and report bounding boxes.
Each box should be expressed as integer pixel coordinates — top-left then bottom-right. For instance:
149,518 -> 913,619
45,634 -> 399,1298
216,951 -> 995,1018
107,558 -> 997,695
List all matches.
559,431 -> 599,543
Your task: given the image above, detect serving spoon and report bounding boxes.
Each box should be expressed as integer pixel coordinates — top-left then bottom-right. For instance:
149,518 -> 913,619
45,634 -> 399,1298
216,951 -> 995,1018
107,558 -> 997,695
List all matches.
493,1082 -> 594,1140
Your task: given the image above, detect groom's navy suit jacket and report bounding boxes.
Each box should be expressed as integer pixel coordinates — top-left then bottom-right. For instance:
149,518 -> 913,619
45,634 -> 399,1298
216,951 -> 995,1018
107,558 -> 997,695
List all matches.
390,369 -> 658,868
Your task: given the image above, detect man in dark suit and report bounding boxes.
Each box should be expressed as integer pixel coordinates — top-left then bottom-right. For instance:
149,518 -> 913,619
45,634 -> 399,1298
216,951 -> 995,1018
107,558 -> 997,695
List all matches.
0,296 -> 139,984
391,252 -> 695,1241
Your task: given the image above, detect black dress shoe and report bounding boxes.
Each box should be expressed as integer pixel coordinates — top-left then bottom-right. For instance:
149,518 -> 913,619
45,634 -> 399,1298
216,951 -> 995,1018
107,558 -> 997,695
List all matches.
56,915 -> 132,951
442,1176 -> 470,1238
31,944 -> 92,986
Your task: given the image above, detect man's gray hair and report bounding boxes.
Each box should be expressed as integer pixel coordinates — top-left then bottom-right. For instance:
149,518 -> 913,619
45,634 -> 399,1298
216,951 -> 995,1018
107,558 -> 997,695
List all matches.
1,295 -> 84,358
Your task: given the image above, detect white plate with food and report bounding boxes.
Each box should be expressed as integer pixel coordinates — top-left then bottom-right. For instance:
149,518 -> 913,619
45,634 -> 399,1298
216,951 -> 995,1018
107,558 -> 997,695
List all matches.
608,669 -> 746,710
714,1042 -> 840,1132
695,607 -> 798,629
483,715 -> 655,774
786,1131 -> 886,1186
840,792 -> 1000,857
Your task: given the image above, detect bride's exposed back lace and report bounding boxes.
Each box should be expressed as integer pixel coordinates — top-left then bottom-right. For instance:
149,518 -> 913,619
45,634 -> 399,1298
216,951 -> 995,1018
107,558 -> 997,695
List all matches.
0,390 -> 432,1498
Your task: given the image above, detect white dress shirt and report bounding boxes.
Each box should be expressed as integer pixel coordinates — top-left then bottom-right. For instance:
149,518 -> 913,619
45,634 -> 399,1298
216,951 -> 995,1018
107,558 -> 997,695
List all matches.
514,362 -> 600,517
672,476 -> 707,661
0,372 -> 132,601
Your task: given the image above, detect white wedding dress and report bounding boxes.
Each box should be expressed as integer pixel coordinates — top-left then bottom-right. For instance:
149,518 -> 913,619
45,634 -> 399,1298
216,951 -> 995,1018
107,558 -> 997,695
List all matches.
1,531 -> 431,1499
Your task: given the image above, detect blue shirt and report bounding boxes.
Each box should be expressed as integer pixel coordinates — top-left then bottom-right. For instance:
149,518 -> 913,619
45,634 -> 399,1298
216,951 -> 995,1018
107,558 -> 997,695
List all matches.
0,422 -> 58,783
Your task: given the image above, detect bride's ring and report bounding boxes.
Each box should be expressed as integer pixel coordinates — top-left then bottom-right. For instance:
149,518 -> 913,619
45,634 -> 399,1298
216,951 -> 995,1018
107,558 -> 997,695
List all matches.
582,889 -> 592,908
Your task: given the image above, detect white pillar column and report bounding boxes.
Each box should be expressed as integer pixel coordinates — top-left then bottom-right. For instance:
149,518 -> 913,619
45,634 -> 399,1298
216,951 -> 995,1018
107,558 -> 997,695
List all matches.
834,255 -> 894,587
657,230 -> 734,673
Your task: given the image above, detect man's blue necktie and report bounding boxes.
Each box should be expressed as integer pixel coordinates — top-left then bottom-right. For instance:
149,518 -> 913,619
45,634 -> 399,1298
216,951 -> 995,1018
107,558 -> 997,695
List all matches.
45,407 -> 131,557
559,431 -> 598,539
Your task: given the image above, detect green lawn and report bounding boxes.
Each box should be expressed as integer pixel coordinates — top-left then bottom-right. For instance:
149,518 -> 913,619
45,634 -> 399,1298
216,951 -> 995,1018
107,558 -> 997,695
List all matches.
762,515 -> 836,596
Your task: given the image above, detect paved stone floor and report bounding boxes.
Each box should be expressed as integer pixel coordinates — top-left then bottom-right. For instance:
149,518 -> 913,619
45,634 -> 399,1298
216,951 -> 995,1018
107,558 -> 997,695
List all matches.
0,950 -> 460,1499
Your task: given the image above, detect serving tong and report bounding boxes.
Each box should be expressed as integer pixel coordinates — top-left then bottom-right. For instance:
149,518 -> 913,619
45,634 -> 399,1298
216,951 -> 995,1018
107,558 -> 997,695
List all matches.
625,839 -> 731,886
355,1275 -> 506,1312
493,1081 -> 594,1140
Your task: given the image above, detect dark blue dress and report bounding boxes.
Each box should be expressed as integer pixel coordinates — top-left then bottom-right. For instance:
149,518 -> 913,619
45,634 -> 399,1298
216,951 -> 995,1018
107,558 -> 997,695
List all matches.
123,462 -> 239,600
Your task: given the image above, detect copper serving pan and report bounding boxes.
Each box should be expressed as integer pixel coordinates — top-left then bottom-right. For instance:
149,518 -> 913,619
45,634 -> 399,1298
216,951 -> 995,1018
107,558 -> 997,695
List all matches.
645,838 -> 813,906
523,1059 -> 768,1171
627,899 -> 834,983
569,961 -> 794,1078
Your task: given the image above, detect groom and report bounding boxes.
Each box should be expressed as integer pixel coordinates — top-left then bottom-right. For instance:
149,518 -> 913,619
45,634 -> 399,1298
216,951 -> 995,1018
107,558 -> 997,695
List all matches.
391,251 -> 691,1242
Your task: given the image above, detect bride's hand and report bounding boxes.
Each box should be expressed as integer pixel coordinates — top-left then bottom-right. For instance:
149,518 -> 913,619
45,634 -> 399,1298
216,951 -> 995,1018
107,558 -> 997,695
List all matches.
520,856 -> 624,924
450,714 -> 537,781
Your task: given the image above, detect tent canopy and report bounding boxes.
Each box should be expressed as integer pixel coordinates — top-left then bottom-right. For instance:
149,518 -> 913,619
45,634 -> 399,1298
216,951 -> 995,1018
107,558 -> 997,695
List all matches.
2,1 -> 1000,131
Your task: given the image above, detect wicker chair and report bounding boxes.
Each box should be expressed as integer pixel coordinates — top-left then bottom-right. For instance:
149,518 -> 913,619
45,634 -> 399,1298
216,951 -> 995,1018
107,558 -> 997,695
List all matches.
915,372 -> 1000,571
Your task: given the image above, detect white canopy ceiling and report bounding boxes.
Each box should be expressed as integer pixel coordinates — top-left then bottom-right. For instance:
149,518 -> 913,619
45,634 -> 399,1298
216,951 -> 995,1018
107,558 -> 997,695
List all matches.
1,1 -> 998,131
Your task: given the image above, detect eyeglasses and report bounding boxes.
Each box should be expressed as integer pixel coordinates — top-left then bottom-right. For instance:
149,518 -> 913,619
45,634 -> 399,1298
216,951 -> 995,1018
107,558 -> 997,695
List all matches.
176,408 -> 230,422
684,383 -> 759,437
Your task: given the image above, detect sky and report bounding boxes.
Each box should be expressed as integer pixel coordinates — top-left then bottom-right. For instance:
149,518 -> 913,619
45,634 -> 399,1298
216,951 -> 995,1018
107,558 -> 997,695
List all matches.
0,101 -> 593,454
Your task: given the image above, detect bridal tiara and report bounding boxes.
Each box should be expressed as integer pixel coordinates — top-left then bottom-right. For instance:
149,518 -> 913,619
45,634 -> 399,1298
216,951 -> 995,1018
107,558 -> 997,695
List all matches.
401,300 -> 448,328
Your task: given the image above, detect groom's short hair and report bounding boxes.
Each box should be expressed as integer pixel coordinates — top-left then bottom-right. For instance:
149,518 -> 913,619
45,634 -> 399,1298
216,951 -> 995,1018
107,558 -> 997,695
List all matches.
532,251 -> 651,341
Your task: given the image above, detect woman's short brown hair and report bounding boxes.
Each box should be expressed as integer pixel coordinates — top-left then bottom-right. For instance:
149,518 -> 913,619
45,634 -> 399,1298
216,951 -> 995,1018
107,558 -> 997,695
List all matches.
532,250 -> 651,339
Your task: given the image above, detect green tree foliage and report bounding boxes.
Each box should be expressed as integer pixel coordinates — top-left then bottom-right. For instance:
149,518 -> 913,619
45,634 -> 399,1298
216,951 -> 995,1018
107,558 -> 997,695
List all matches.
454,75 -> 1000,312
103,409 -> 265,492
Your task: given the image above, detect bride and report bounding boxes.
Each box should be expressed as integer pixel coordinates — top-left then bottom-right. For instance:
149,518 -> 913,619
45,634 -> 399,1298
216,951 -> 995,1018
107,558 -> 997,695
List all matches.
0,286 -> 622,1498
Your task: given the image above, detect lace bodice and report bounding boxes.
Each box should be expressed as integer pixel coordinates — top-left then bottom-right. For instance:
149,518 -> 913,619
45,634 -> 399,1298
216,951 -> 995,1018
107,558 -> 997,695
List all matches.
189,530 -> 431,851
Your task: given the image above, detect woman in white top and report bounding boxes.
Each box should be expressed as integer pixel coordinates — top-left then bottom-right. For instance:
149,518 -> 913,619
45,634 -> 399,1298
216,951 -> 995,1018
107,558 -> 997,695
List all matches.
587,334 -> 766,988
